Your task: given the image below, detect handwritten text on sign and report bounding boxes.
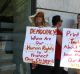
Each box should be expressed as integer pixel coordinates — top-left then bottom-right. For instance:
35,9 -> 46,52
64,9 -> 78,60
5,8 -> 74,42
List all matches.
60,28 -> 80,69
23,27 -> 57,66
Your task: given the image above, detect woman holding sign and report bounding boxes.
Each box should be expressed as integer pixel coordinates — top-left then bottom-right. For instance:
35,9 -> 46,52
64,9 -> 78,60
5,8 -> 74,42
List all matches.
51,15 -> 68,74
29,11 -> 51,74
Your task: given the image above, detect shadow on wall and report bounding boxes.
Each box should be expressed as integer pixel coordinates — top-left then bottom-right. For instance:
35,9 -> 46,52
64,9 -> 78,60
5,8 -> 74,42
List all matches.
62,19 -> 75,29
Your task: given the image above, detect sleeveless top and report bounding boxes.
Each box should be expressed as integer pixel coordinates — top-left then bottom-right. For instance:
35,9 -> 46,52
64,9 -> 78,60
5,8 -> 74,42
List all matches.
55,29 -> 62,60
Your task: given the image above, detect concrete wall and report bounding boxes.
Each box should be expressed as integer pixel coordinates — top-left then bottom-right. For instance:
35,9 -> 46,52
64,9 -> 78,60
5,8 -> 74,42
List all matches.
37,0 -> 80,13
37,0 -> 80,29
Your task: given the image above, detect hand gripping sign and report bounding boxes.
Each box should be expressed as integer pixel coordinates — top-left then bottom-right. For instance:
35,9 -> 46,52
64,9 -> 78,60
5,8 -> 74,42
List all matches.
23,26 -> 57,66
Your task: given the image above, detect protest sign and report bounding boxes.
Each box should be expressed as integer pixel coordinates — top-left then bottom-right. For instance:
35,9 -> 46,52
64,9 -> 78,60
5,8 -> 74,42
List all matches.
60,28 -> 80,69
23,27 -> 56,66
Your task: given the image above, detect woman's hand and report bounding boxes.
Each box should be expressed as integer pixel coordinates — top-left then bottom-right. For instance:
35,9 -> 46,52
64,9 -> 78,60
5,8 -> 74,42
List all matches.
32,63 -> 38,69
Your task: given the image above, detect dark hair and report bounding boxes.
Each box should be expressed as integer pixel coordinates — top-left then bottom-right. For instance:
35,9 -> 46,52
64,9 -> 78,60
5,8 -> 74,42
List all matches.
52,15 -> 62,26
77,14 -> 80,18
77,14 -> 80,16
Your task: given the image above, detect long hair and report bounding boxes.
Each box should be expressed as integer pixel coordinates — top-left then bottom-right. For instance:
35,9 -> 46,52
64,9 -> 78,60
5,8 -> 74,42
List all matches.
33,12 -> 47,27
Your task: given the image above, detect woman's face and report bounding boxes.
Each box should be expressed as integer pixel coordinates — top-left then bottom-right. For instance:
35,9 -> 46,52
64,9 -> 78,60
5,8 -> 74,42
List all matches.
35,16 -> 43,23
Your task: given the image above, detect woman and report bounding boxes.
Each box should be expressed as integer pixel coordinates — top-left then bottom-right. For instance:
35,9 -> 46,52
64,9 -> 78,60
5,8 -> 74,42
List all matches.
29,11 -> 51,74
51,15 -> 67,74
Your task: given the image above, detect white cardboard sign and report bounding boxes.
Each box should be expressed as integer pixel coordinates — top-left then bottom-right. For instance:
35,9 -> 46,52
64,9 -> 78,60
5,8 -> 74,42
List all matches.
23,27 -> 57,66
60,28 -> 80,69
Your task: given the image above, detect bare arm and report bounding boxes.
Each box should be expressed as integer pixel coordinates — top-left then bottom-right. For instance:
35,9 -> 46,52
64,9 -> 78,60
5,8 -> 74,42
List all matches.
32,63 -> 38,69
57,35 -> 62,46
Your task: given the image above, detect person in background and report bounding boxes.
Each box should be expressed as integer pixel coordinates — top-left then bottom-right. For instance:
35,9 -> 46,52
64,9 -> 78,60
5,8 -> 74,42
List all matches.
75,14 -> 80,29
68,14 -> 80,74
51,15 -> 68,74
76,15 -> 80,74
29,11 -> 51,74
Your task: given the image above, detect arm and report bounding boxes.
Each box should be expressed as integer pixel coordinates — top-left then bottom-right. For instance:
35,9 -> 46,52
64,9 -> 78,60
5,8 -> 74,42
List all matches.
32,63 -> 38,69
56,35 -> 62,46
